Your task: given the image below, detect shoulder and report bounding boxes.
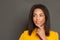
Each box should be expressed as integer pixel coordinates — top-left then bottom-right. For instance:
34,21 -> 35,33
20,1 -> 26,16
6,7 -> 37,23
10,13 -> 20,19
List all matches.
20,30 -> 29,37
22,30 -> 29,35
50,30 -> 59,37
19,30 -> 29,40
50,30 -> 58,34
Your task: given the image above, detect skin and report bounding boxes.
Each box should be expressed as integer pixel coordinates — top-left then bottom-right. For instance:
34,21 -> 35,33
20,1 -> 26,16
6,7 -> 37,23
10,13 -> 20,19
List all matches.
33,8 -> 47,40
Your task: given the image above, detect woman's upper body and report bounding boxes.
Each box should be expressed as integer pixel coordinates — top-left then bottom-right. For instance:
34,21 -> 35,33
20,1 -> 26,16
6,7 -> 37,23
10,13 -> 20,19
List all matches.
19,28 -> 59,40
19,4 -> 59,40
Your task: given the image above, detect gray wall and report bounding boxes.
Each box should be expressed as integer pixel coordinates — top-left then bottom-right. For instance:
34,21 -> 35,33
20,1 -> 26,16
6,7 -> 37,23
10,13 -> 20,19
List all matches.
0,0 -> 60,40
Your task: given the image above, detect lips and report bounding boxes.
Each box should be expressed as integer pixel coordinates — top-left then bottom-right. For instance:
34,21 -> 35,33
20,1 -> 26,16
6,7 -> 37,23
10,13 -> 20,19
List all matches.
36,21 -> 41,24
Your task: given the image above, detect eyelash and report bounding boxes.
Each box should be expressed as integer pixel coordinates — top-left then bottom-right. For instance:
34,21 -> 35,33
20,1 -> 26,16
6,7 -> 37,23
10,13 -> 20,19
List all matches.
33,14 -> 44,17
40,14 -> 44,16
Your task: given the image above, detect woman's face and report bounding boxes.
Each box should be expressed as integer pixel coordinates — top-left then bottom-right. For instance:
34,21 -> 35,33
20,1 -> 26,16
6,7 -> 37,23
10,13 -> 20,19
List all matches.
33,8 -> 45,27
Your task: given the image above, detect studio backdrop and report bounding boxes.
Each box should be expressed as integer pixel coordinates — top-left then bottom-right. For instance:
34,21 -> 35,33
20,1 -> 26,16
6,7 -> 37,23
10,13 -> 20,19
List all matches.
0,0 -> 60,40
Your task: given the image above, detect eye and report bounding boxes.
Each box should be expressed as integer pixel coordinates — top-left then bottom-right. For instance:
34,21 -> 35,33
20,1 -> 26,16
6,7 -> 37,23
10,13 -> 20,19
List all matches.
39,13 -> 44,17
33,14 -> 36,17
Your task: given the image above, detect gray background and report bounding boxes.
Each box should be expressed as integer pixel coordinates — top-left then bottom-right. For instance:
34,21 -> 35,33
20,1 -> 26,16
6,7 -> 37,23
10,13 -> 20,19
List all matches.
0,0 -> 60,40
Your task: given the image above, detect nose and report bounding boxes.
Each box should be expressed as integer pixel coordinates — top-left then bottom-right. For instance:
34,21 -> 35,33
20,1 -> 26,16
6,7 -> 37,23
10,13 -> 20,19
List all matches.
36,16 -> 40,20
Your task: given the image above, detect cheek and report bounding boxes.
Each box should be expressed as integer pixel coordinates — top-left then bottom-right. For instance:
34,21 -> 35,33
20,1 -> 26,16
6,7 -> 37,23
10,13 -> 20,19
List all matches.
33,17 -> 37,24
33,17 -> 45,25
41,17 -> 45,24
33,17 -> 45,22
33,17 -> 36,22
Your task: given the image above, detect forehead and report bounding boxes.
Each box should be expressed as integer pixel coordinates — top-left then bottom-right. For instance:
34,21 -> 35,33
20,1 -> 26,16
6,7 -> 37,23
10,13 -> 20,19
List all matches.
33,8 -> 44,14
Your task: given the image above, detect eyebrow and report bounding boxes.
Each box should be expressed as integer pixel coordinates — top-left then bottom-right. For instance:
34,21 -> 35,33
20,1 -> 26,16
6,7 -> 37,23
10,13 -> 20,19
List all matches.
33,13 -> 44,15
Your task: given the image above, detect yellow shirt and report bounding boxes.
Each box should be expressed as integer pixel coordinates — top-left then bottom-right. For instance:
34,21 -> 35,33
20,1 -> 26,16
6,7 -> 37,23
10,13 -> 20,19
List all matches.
19,28 -> 59,40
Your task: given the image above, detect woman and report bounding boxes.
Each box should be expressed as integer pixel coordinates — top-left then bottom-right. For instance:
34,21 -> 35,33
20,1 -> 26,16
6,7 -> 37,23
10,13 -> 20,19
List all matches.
19,4 -> 59,40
